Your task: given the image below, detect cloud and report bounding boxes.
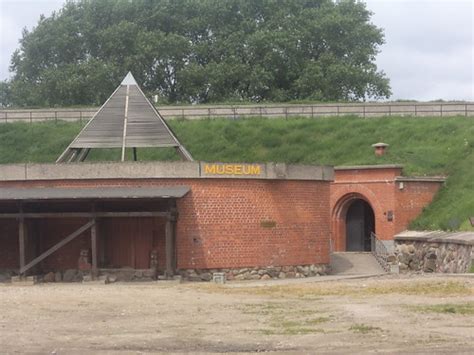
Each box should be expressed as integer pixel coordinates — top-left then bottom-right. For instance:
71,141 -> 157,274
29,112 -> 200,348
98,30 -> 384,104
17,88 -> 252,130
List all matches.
365,0 -> 473,101
0,0 -> 65,80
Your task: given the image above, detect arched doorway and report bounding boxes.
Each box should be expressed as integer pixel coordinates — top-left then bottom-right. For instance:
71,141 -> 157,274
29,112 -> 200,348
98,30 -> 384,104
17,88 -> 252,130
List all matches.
345,199 -> 375,251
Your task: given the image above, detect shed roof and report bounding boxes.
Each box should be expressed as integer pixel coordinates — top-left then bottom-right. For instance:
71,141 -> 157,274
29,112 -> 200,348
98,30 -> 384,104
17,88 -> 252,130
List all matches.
0,186 -> 190,201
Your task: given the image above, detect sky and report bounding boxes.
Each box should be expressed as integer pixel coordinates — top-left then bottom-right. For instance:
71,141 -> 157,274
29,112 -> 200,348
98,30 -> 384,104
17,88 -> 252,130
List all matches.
0,0 -> 473,101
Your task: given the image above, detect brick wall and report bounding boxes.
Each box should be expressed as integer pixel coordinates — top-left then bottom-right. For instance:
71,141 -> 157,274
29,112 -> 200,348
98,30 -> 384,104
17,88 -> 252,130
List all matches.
330,168 -> 443,251
0,178 -> 330,270
395,181 -> 443,234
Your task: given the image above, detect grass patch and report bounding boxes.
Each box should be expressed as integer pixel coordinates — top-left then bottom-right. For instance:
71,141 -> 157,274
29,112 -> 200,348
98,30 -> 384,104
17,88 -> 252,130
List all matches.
411,302 -> 474,315
0,115 -> 473,230
349,323 -> 382,334
469,264 -> 474,273
197,280 -> 474,298
236,302 -> 332,336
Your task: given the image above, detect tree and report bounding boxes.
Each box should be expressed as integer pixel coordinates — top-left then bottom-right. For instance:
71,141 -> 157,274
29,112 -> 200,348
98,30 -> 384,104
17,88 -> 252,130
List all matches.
6,0 -> 391,106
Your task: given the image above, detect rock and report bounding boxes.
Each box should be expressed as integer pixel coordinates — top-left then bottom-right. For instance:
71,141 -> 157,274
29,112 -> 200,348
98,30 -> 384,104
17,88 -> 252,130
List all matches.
0,271 -> 12,283
266,268 -> 279,278
116,270 -> 134,282
107,275 -> 117,283
200,272 -> 212,281
407,244 -> 416,254
43,272 -> 55,282
54,271 -> 62,282
63,269 -> 78,282
286,271 -> 296,278
188,275 -> 202,282
278,272 -> 286,279
143,269 -> 157,278
261,274 -> 271,280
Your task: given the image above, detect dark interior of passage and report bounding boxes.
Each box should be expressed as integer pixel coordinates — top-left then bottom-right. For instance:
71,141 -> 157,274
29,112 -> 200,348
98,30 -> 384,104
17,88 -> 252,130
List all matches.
345,199 -> 375,252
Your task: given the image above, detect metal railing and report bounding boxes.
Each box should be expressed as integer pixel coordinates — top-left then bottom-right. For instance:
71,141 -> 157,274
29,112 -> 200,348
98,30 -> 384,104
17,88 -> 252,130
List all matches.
371,232 -> 390,272
1,102 -> 473,124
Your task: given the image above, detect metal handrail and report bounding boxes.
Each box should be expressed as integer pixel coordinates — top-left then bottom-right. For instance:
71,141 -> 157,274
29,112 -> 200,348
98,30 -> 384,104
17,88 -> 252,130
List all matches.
371,232 -> 390,272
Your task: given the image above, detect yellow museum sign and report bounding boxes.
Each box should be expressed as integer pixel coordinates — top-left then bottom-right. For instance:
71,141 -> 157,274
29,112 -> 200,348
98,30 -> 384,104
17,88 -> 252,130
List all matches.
202,163 -> 262,176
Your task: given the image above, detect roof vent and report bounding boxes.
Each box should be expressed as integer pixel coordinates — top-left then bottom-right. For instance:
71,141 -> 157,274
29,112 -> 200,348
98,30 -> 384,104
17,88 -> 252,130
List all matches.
371,142 -> 389,156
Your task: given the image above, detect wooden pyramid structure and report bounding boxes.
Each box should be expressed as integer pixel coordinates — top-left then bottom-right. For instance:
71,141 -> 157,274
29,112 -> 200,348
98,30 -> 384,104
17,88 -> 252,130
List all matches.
57,72 -> 193,163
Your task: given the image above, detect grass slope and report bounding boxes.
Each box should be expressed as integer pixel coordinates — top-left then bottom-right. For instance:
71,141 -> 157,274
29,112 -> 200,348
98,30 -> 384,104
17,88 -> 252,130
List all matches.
0,115 -> 473,231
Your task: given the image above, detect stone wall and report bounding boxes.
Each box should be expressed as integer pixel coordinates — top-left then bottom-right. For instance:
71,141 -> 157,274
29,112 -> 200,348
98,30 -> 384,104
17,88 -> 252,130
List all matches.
394,231 -> 473,273
179,264 -> 330,281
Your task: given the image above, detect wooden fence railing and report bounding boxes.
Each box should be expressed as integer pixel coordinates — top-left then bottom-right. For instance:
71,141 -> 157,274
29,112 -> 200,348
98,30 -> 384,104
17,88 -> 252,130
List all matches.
1,102 -> 473,123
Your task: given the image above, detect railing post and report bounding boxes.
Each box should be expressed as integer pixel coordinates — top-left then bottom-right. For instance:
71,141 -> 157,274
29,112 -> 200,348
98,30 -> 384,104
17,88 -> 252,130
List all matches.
55,111 -> 58,123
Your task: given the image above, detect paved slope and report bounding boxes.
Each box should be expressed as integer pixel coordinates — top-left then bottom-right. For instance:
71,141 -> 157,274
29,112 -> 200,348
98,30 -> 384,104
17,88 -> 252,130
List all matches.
330,252 -> 386,275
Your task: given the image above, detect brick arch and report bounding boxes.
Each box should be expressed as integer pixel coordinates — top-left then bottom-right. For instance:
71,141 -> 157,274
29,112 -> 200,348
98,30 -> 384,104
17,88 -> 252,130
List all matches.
330,186 -> 384,252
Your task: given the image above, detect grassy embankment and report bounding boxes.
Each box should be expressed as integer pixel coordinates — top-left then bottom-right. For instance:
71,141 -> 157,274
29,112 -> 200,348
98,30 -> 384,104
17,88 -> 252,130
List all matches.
0,115 -> 472,231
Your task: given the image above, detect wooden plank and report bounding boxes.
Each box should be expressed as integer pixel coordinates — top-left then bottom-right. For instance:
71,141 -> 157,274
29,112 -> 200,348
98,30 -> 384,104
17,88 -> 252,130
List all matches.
91,219 -> 98,277
165,219 -> 173,278
19,218 -> 26,270
20,220 -> 94,274
0,211 -> 170,219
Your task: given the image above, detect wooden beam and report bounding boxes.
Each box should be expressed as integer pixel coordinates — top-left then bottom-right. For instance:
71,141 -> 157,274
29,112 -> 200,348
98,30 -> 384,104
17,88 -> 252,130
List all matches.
19,217 -> 26,270
91,219 -> 98,278
20,220 -> 94,274
165,219 -> 174,278
133,147 -> 137,161
0,211 -> 170,219
121,85 -> 130,162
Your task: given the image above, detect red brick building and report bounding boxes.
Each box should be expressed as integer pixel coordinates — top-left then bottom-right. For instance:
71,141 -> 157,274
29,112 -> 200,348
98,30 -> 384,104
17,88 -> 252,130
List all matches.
0,162 -> 333,280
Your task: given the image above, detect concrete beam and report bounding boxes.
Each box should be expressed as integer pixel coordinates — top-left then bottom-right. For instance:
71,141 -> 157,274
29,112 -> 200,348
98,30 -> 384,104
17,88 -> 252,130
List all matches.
0,161 -> 334,182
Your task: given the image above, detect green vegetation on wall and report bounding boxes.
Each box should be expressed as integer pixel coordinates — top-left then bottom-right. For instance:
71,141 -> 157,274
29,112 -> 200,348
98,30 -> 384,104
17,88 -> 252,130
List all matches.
0,115 -> 472,231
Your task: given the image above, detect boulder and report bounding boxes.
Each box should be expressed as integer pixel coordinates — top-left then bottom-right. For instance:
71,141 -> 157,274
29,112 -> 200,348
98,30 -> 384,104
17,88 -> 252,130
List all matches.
54,272 -> 62,282
200,272 -> 212,281
63,269 -> 78,282
43,272 -> 55,283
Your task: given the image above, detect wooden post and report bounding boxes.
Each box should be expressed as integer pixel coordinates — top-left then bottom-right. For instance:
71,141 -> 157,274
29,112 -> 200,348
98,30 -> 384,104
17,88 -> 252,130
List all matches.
133,147 -> 138,161
91,219 -> 98,279
19,217 -> 26,272
165,218 -> 174,278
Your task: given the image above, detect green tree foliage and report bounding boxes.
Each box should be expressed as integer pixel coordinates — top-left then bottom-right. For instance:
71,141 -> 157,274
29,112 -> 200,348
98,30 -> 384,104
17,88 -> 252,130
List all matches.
6,0 -> 391,106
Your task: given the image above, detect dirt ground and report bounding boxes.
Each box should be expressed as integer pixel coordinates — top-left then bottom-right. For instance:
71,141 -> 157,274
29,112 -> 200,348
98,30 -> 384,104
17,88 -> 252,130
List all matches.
1,274 -> 473,354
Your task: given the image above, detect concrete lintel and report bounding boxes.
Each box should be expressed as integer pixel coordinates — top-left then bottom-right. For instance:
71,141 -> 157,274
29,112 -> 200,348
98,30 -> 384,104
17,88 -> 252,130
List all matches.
335,164 -> 403,171
27,161 -> 201,180
395,230 -> 474,246
395,176 -> 446,183
0,164 -> 26,180
0,161 -> 333,182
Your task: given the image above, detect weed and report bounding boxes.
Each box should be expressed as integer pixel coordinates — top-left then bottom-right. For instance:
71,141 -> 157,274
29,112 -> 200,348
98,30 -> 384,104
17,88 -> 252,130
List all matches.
349,323 -> 382,334
411,302 -> 474,315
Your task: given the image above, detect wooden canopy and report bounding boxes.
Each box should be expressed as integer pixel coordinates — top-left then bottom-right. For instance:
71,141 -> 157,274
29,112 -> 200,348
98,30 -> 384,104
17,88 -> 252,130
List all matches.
57,72 -> 193,163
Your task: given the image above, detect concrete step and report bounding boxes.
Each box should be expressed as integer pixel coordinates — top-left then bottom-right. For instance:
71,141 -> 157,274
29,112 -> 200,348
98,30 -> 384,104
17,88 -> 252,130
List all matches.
330,252 -> 386,275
